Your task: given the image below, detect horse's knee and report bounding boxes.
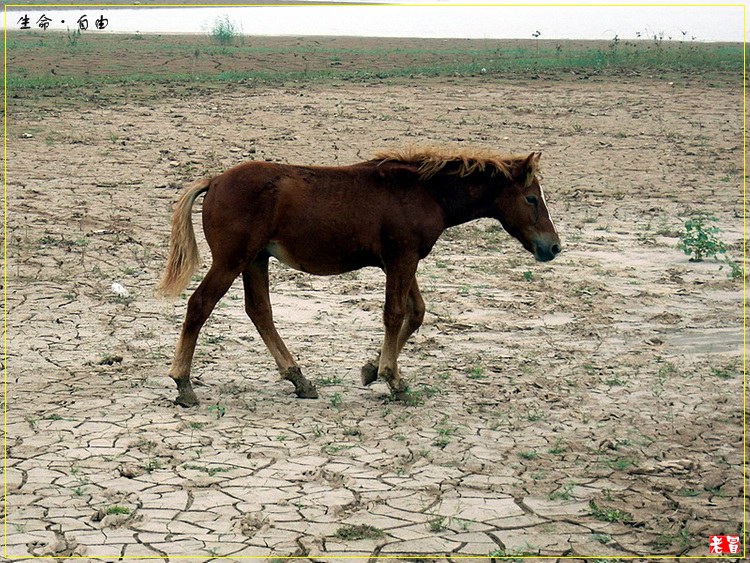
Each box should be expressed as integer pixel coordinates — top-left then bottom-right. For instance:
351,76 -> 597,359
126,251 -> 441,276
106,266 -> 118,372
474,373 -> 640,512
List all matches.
244,299 -> 272,325
383,304 -> 407,331
243,301 -> 258,319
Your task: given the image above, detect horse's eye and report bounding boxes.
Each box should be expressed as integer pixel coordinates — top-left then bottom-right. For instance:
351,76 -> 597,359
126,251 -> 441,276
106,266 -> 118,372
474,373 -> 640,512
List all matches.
525,195 -> 538,206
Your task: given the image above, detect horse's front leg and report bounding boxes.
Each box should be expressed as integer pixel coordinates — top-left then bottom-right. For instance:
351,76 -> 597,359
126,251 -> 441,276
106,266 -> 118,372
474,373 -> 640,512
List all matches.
362,276 -> 425,386
377,260 -> 419,397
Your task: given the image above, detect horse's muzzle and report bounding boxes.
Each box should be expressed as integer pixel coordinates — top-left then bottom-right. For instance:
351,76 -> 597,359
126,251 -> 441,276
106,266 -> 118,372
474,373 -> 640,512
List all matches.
534,239 -> 562,262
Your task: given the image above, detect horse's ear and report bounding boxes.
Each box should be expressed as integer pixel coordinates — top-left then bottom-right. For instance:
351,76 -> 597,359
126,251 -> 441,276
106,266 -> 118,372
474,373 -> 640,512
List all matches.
376,162 -> 421,181
522,152 -> 541,187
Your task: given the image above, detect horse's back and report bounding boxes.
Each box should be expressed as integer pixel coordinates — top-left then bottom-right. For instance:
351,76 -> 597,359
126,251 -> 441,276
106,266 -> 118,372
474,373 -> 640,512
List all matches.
201,159 -> 444,271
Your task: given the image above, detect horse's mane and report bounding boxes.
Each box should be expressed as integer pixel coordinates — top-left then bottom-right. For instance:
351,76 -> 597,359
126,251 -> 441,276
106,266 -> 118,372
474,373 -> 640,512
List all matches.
373,145 -> 537,181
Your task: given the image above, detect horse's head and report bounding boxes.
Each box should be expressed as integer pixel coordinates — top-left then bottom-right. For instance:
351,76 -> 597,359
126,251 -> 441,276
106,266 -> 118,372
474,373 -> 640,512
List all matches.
495,152 -> 561,262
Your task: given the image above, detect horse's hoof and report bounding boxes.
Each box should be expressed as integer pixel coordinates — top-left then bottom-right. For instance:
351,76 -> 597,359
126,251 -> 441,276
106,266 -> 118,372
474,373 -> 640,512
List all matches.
361,361 -> 378,386
174,379 -> 199,407
175,390 -> 199,408
381,367 -> 409,398
295,384 -> 319,399
283,366 -> 319,399
175,395 -> 199,408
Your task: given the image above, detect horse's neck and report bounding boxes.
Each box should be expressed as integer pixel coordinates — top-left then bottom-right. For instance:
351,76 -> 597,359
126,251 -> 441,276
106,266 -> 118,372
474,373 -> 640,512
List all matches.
429,177 -> 497,228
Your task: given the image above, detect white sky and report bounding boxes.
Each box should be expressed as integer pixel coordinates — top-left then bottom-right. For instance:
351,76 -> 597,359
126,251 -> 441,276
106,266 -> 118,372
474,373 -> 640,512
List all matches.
4,1 -> 746,42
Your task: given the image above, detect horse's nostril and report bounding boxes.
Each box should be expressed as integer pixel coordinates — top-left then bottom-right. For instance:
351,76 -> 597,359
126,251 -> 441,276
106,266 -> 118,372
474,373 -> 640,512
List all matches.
551,244 -> 561,255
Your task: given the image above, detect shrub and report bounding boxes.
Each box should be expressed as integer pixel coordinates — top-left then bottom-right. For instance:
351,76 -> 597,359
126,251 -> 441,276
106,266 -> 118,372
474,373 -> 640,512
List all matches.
677,214 -> 726,262
210,15 -> 241,46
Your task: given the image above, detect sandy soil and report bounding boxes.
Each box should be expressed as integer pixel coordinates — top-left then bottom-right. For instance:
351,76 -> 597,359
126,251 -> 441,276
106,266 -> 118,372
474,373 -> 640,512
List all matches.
4,39 -> 745,561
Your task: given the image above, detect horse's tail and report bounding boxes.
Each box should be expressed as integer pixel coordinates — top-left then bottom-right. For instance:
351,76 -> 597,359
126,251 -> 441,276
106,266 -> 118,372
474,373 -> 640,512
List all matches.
156,178 -> 211,298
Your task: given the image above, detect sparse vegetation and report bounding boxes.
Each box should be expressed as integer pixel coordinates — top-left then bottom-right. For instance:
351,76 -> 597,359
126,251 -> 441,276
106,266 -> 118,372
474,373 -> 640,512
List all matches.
428,516 -> 447,532
207,403 -> 227,419
589,500 -> 633,523
106,505 -> 130,515
549,483 -> 574,500
334,523 -> 384,540
6,32 -> 741,92
489,546 -> 537,561
184,463 -> 230,476
329,392 -> 343,407
316,375 -> 344,387
209,15 -> 241,46
677,214 -> 742,279
677,214 -> 726,262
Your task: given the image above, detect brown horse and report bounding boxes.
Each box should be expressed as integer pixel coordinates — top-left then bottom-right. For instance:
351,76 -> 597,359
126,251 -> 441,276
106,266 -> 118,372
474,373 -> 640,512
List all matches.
157,146 -> 561,406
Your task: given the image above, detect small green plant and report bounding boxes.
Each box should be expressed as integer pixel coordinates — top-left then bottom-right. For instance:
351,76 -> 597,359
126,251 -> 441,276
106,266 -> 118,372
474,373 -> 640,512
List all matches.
468,366 -> 487,379
106,505 -> 130,515
66,27 -> 81,47
607,457 -> 634,471
144,459 -> 161,473
316,375 -> 343,387
589,500 -> 633,523
548,438 -> 567,455
523,407 -> 546,422
322,443 -> 355,455
522,270 -> 534,281
184,463 -> 230,476
605,375 -> 627,387
432,436 -> 451,449
389,383 -> 440,406
428,516 -> 447,532
677,488 -> 701,497
209,15 -> 241,46
677,214 -> 726,262
549,483 -> 574,500
711,363 -> 737,379
207,403 -> 226,419
489,546 -> 536,561
722,259 -> 743,280
329,392 -> 343,407
334,523 -> 384,540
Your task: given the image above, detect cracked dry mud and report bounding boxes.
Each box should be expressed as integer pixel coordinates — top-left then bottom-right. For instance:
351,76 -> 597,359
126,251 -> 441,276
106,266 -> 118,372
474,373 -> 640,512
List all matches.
5,69 -> 743,561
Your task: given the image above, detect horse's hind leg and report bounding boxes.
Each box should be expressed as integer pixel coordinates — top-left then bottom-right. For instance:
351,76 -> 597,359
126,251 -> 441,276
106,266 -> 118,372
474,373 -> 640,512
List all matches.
242,258 -> 318,399
362,276 -> 424,386
169,263 -> 240,407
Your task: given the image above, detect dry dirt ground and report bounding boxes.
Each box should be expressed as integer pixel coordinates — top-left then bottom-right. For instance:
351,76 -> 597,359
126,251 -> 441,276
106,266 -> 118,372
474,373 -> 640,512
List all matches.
4,40 -> 745,562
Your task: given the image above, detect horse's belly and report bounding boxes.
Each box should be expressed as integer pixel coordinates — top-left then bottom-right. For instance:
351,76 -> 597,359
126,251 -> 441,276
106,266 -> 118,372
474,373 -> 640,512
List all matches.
265,240 -> 373,275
